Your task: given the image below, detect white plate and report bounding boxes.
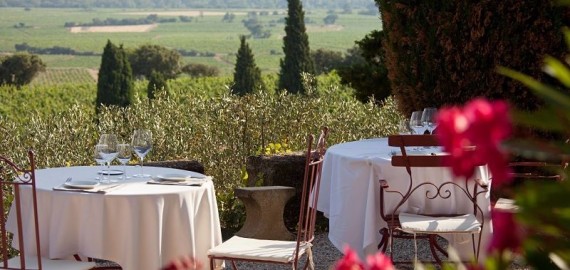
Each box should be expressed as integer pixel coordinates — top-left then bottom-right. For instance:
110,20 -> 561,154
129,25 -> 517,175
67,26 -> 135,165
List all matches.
154,174 -> 192,182
98,169 -> 124,175
64,180 -> 100,189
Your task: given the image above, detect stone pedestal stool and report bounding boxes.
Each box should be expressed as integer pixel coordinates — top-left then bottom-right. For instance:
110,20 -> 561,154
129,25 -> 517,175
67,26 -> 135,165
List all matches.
234,186 -> 296,240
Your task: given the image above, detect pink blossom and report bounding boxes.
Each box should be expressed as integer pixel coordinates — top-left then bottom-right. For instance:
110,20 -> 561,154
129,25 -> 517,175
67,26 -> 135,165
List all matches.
335,246 -> 395,270
335,246 -> 364,270
366,252 -> 395,270
488,210 -> 524,254
436,98 -> 513,186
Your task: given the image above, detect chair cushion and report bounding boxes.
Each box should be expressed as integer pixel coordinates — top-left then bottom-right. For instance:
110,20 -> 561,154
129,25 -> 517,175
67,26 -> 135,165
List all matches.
207,236 -> 311,263
399,212 -> 481,233
7,256 -> 96,270
494,198 -> 519,213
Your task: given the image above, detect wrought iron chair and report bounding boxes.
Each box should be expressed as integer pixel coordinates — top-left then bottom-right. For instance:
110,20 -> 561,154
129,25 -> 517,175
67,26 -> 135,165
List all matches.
494,160 -> 565,213
207,127 -> 328,270
378,134 -> 488,265
0,150 -> 96,270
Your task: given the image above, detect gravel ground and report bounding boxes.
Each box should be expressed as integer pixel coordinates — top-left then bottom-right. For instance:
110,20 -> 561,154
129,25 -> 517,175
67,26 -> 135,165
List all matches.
222,233 -> 530,270
95,232 -> 529,270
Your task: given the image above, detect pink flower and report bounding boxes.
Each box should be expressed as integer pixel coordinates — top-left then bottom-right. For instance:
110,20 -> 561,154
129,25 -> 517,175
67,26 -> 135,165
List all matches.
335,246 -> 395,270
488,209 -> 524,254
436,98 -> 513,186
335,246 -> 365,270
366,252 -> 395,270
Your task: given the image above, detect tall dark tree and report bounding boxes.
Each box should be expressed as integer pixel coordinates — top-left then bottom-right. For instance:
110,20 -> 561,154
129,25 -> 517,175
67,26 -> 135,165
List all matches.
278,0 -> 314,94
96,40 -> 135,114
376,0 -> 570,116
232,36 -> 264,96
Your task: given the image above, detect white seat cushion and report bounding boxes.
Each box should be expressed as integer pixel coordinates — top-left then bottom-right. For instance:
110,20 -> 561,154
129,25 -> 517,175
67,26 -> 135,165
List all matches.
7,256 -> 96,270
494,198 -> 519,213
399,212 -> 481,234
207,236 -> 311,264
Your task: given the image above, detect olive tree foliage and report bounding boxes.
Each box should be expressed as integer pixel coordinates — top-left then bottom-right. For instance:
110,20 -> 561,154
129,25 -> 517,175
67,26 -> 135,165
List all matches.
96,40 -> 134,114
128,44 -> 181,80
278,0 -> 315,94
0,53 -> 45,87
232,36 -> 265,96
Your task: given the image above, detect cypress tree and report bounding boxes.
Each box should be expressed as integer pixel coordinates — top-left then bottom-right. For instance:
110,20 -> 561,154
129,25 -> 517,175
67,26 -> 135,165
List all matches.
96,40 -> 135,114
278,0 -> 314,94
232,36 -> 264,96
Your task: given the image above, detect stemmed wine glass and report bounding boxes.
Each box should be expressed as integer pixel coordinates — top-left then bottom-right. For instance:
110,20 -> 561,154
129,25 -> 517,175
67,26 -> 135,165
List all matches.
421,107 -> 438,134
117,143 -> 132,181
99,134 -> 119,182
131,129 -> 152,178
94,144 -> 108,183
397,119 -> 412,135
409,111 -> 425,135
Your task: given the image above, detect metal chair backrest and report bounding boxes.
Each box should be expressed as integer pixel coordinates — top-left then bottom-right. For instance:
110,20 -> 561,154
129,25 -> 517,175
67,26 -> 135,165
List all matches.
293,127 -> 328,266
0,150 -> 42,270
385,134 -> 488,218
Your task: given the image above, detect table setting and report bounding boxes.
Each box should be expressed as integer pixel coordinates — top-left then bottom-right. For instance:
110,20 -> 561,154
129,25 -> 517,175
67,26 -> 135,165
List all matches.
5,129 -> 223,270
315,107 -> 492,262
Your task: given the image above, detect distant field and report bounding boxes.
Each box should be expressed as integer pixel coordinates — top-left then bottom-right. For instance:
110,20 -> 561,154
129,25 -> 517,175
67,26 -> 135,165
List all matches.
0,7 -> 381,77
30,68 -> 96,86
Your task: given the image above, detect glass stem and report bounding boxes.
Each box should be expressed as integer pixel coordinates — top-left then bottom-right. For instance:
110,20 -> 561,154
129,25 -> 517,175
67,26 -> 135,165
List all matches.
140,157 -> 144,176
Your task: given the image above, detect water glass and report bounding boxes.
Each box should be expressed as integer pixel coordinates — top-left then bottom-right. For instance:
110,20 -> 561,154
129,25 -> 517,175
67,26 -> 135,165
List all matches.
94,144 -> 108,183
132,129 -> 152,178
117,143 -> 132,181
409,111 -> 425,135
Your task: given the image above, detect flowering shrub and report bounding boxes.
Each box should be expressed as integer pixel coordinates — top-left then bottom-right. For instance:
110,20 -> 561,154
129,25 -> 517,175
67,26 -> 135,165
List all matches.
436,99 -> 513,186
335,246 -> 394,270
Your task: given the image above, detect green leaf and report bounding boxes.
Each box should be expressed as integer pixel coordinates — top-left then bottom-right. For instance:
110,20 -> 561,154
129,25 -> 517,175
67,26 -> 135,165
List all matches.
497,66 -> 570,111
511,108 -> 566,132
503,138 -> 570,163
544,56 -> 570,88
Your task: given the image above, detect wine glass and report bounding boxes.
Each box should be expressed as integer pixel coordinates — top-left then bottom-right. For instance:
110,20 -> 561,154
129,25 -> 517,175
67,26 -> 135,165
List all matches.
117,143 -> 132,181
409,111 -> 425,135
99,134 -> 119,182
397,119 -> 412,135
94,144 -> 108,183
131,129 -> 152,178
421,107 -> 438,134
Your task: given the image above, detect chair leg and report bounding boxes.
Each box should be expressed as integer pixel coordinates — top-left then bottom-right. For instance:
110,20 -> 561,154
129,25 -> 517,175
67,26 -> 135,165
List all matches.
378,228 -> 389,252
302,247 -> 314,270
412,233 -> 418,264
428,235 -> 443,265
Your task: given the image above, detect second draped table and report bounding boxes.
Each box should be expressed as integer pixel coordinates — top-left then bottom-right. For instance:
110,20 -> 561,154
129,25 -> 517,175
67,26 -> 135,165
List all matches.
315,138 -> 492,261
6,165 -> 222,270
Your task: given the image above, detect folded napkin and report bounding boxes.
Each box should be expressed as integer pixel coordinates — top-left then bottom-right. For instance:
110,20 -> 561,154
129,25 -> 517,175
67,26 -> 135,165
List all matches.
147,177 -> 211,186
53,183 -> 121,194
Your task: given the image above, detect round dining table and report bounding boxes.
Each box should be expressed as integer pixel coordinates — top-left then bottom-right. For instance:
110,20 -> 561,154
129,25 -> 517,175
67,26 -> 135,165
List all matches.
315,138 -> 492,261
6,165 -> 222,270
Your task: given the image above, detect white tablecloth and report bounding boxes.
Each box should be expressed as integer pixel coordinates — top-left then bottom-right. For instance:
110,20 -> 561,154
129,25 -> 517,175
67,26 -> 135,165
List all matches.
6,166 -> 222,270
316,138 -> 492,260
